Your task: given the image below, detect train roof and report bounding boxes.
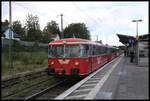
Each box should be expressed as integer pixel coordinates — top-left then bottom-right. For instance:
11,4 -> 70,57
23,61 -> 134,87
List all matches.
49,38 -> 107,47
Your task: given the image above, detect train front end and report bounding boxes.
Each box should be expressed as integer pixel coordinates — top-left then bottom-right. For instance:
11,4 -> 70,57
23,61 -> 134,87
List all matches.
46,39 -> 89,77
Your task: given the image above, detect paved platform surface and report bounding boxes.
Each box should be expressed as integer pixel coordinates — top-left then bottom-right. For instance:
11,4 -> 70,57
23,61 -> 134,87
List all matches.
95,55 -> 149,99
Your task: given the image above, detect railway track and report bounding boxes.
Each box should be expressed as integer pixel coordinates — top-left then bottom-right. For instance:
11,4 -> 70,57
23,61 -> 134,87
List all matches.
2,77 -> 83,100
55,56 -> 122,99
25,79 -> 68,100
2,69 -> 47,89
34,77 -> 84,100
2,76 -> 53,99
2,55 -> 122,100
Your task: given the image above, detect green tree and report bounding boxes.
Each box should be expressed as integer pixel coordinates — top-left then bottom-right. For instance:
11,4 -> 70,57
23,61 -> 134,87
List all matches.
64,23 -> 91,40
46,21 -> 60,37
2,19 -> 9,26
2,19 -> 9,34
41,29 -> 53,43
41,20 -> 60,43
12,20 -> 25,40
25,13 -> 42,41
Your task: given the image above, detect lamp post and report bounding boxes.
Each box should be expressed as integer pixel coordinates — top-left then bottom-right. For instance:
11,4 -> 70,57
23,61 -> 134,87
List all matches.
60,14 -> 63,39
9,1 -> 13,68
132,19 -> 142,65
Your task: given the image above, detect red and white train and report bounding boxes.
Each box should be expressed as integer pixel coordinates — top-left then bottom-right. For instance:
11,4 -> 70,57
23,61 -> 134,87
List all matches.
46,38 -> 118,77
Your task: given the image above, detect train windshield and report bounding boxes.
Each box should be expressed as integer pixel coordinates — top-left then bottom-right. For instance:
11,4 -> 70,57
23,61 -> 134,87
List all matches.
65,45 -> 80,57
49,45 -> 64,57
49,45 -> 80,58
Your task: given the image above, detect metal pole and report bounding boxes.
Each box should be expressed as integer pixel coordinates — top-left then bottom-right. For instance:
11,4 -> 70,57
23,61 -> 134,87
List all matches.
136,22 -> 139,65
136,22 -> 138,36
60,14 -> 63,39
132,19 -> 142,65
9,1 -> 13,68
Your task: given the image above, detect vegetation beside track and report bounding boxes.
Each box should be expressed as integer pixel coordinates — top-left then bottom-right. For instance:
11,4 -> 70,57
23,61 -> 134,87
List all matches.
2,41 -> 48,78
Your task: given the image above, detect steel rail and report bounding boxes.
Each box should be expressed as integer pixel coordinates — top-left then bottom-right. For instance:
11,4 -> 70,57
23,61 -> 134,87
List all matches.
2,76 -> 53,99
2,70 -> 46,89
24,79 -> 67,100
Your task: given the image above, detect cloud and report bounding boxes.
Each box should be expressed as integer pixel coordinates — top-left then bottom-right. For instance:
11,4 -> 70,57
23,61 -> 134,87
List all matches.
2,1 -> 148,46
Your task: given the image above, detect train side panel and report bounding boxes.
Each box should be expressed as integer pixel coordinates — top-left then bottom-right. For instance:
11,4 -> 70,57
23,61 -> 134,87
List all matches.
90,55 -> 108,72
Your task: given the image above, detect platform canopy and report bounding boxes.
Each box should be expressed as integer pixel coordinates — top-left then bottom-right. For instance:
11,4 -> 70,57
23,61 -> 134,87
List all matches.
138,34 -> 149,41
117,33 -> 149,46
117,34 -> 136,45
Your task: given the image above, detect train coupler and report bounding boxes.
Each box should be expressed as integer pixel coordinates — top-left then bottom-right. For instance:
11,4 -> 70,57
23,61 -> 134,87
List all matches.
70,68 -> 79,76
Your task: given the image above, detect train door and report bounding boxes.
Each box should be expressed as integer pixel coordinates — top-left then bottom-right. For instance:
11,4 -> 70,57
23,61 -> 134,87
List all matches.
88,45 -> 92,73
91,45 -> 95,71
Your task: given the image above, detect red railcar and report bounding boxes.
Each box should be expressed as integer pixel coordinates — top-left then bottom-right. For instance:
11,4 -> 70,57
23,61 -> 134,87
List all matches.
46,38 -> 118,77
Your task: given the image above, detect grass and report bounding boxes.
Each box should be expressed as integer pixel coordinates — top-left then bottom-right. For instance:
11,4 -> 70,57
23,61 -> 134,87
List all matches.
2,44 -> 48,78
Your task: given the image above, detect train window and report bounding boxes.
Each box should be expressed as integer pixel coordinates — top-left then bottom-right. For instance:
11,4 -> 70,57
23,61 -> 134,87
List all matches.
97,46 -> 100,55
99,46 -> 104,55
107,48 -> 111,54
88,45 -> 93,56
105,47 -> 107,54
93,45 -> 96,56
112,48 -> 115,53
96,46 -> 99,55
95,46 -> 98,55
103,47 -> 106,54
65,45 -> 80,57
49,45 -> 64,57
81,44 -> 89,57
110,48 -> 115,53
48,45 -> 51,57
97,46 -> 101,55
110,48 -> 112,53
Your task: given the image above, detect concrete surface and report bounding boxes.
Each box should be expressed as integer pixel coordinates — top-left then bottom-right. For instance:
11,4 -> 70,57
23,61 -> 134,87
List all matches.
95,55 -> 149,99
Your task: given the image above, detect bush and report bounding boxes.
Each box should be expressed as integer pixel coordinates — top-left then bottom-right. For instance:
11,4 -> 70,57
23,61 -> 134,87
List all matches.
2,55 -> 9,70
20,52 -> 31,65
33,41 -> 39,47
13,40 -> 20,47
31,51 -> 47,64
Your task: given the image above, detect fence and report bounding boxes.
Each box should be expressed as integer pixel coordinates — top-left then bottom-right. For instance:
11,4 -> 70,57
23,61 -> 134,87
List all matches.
1,38 -> 48,47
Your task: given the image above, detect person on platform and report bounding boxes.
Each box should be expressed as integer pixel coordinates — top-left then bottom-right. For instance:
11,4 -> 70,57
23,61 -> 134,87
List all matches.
130,48 -> 135,63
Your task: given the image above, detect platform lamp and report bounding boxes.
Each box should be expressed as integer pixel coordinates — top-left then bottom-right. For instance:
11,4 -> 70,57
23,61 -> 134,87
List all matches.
132,19 -> 142,65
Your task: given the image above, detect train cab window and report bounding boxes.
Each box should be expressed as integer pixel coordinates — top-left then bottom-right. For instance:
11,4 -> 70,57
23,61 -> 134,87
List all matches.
48,45 -> 51,57
65,45 -> 80,57
81,44 -> 89,57
49,45 -> 64,57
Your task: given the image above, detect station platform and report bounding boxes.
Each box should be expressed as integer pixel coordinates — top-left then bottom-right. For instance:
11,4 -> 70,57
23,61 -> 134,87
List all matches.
95,55 -> 149,99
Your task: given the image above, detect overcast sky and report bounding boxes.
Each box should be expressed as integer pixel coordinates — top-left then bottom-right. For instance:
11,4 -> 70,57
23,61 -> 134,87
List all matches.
2,1 -> 148,46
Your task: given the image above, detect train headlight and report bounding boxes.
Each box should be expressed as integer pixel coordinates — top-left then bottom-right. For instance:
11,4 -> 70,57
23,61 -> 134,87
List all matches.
51,61 -> 54,65
75,62 -> 79,66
